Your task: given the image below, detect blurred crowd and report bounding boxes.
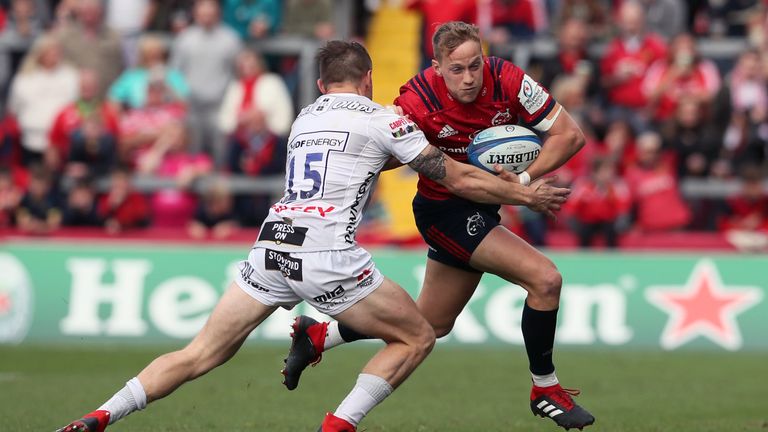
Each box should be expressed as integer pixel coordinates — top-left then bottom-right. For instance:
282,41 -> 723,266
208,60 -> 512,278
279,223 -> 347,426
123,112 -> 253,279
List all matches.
0,0 -> 767,250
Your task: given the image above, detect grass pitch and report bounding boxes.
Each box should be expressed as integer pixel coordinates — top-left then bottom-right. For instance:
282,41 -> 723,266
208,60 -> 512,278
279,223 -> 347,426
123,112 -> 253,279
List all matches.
1,344 -> 765,431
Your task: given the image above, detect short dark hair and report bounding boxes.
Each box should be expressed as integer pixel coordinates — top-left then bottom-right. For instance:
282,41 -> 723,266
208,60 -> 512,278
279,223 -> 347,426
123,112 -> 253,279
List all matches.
317,40 -> 372,86
432,21 -> 481,61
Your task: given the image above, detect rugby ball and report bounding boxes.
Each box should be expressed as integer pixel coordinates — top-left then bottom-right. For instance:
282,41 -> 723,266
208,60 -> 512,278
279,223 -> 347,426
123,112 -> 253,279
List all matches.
467,125 -> 541,174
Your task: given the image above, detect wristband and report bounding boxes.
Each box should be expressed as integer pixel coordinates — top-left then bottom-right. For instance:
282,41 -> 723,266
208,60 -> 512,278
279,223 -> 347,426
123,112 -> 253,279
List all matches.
519,171 -> 531,186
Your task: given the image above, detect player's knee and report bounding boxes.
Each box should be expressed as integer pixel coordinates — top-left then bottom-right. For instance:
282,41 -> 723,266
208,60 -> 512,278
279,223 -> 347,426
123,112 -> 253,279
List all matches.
432,322 -> 453,339
532,267 -> 562,301
413,325 -> 436,361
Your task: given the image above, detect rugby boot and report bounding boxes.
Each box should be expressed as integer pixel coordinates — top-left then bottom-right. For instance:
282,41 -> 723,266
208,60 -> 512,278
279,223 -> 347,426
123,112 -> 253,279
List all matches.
282,315 -> 327,390
55,410 -> 110,432
530,384 -> 595,430
316,412 -> 356,432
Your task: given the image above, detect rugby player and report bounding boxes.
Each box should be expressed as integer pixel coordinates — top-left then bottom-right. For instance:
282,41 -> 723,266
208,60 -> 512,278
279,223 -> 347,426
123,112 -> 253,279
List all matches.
54,40 -> 569,432
282,22 -> 595,430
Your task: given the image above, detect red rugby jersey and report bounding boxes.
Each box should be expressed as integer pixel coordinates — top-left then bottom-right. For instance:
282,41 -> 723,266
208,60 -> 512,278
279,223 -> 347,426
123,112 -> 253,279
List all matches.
395,57 -> 557,200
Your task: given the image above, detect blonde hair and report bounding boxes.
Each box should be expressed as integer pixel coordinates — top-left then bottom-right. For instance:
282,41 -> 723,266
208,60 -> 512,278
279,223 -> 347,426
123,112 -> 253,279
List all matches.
137,34 -> 168,67
432,21 -> 481,61
18,35 -> 63,75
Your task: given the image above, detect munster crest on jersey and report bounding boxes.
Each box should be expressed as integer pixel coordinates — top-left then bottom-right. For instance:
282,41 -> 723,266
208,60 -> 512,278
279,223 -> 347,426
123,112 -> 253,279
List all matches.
491,108 -> 512,126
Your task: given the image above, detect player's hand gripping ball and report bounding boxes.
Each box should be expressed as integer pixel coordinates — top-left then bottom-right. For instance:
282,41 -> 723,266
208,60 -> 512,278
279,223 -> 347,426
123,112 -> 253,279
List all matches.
467,125 -> 542,174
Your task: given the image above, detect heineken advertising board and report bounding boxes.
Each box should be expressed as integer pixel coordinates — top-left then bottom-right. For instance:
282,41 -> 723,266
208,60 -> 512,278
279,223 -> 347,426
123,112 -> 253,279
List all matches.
0,242 -> 765,350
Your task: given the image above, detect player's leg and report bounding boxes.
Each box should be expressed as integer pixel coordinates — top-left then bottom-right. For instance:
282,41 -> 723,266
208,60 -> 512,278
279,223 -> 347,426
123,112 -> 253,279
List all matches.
469,226 -> 595,429
56,282 -> 277,432
415,257 -> 482,337
318,276 -> 435,431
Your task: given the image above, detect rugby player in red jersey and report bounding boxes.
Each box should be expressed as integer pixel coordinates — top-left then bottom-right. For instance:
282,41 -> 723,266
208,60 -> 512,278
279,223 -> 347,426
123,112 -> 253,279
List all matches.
284,22 -> 594,430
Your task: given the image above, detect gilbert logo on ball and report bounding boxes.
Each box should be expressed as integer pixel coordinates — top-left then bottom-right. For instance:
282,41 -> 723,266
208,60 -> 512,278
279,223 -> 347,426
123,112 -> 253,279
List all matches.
0,253 -> 33,344
467,125 -> 542,174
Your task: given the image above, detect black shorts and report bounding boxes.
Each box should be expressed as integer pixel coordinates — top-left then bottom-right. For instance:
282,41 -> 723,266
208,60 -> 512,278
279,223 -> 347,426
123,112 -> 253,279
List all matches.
412,193 -> 501,272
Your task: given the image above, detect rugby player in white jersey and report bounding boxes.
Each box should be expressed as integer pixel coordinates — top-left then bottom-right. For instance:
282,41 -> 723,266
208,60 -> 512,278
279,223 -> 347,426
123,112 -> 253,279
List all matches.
54,40 -> 569,432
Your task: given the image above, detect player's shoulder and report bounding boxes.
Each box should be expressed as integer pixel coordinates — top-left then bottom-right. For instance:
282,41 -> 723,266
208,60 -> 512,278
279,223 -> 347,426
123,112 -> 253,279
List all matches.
398,67 -> 445,114
298,94 -> 383,118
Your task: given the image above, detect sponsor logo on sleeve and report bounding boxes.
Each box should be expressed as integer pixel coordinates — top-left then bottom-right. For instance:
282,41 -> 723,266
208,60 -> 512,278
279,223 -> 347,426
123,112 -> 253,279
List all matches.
265,249 -> 303,281
390,117 -> 420,138
517,74 -> 548,115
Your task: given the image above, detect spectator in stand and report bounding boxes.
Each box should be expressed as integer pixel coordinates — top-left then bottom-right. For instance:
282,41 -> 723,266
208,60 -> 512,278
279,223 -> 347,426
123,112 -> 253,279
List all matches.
170,0 -> 241,168
146,0 -> 195,34
118,72 -> 186,166
600,0 -> 666,131
218,48 -> 292,175
720,164 -> 768,251
0,0 -> 46,99
405,0 -> 476,68
565,156 -> 631,248
660,98 -> 720,178
601,119 -> 637,173
109,35 -> 189,110
483,0 -> 547,43
639,0 -> 687,40
53,0 -> 123,98
65,114 -> 118,178
728,49 -> 767,119
61,177 -> 101,226
0,166 -> 22,227
16,164 -> 61,234
554,0 -> 610,40
549,75 -> 601,185
51,0 -> 79,26
722,50 -> 768,169
537,18 -> 598,98
0,112 -> 21,169
97,165 -> 149,234
137,121 -> 212,227
48,68 -> 120,173
222,0 -> 281,40
625,131 -> 691,232
642,32 -> 721,123
699,0 -> 761,38
8,36 -> 78,166
105,0 -> 155,67
187,176 -> 237,239
281,0 -> 335,39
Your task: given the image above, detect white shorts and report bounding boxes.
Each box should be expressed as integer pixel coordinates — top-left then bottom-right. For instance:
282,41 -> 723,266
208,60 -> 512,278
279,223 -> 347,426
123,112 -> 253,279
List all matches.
234,246 -> 384,316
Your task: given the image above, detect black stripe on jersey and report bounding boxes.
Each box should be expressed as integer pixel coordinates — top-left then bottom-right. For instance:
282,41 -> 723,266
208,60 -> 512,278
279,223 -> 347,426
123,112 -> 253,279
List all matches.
415,72 -> 443,111
489,57 -> 505,101
496,58 -> 506,100
409,78 -> 436,112
527,98 -> 557,128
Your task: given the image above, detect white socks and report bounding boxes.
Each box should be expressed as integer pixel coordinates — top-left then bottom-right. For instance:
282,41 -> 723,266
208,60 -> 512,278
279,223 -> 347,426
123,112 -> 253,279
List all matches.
532,371 -> 559,388
324,321 -> 346,350
334,374 -> 393,426
98,377 -> 147,424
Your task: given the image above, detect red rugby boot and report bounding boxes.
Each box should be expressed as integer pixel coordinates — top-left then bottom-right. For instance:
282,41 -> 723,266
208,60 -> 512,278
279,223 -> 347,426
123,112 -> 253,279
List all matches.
316,412 -> 356,432
55,410 -> 110,432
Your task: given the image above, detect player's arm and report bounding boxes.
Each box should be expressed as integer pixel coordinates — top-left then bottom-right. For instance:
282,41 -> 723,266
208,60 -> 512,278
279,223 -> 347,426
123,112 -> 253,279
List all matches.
524,103 -> 586,181
500,61 -> 586,183
408,145 -> 569,218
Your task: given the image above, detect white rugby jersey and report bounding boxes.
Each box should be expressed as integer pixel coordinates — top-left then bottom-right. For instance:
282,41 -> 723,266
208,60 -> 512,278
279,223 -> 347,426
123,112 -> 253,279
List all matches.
255,93 -> 429,251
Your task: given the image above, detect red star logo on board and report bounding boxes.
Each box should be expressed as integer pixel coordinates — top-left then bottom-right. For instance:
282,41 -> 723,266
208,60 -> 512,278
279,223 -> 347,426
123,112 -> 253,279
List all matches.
645,260 -> 763,350
0,292 -> 11,316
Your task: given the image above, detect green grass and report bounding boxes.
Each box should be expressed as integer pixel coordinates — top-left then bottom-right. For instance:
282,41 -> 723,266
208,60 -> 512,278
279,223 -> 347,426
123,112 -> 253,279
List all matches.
1,344 -> 766,431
